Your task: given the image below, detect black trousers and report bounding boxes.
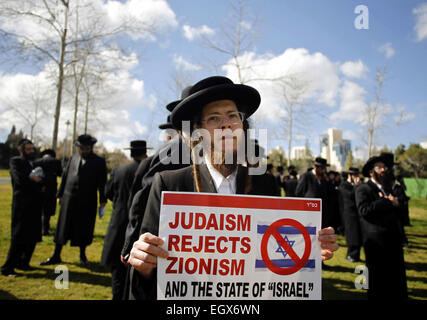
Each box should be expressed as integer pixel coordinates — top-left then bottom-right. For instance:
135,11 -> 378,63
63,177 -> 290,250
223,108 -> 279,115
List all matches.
1,239 -> 36,272
110,259 -> 128,300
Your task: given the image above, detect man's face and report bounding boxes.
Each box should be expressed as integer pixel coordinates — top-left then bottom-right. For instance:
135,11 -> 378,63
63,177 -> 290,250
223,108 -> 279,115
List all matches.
78,145 -> 93,158
22,143 -> 35,160
200,99 -> 244,158
371,161 -> 387,183
314,165 -> 325,178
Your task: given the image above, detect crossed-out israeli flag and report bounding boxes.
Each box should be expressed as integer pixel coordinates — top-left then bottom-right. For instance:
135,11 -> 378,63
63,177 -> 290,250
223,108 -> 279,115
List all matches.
255,224 -> 316,272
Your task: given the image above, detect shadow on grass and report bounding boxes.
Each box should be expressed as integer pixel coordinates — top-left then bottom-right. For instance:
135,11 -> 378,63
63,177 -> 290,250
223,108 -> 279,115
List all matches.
69,261 -> 110,274
322,277 -> 367,300
405,261 -> 427,273
23,268 -> 111,287
0,289 -> 18,300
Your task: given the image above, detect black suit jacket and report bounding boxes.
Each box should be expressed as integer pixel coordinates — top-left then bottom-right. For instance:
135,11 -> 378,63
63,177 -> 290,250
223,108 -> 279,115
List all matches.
295,170 -> 330,228
338,181 -> 361,247
129,164 -> 279,300
101,160 -> 139,266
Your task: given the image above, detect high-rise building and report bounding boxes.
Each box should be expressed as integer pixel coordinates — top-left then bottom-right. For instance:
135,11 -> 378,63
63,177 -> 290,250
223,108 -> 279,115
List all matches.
319,128 -> 351,171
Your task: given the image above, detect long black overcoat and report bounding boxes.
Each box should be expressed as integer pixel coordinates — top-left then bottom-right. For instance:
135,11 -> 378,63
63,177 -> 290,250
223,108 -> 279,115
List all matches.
355,180 -> 407,300
9,156 -> 43,244
101,160 -> 139,266
55,153 -> 107,246
338,180 -> 362,247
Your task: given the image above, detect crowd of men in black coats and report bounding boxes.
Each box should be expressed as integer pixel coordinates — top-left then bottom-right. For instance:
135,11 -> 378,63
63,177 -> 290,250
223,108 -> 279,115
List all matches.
1,76 -> 410,301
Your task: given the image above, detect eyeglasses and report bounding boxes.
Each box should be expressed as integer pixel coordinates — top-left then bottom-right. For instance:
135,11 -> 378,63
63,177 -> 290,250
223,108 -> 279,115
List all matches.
374,165 -> 388,171
201,111 -> 245,128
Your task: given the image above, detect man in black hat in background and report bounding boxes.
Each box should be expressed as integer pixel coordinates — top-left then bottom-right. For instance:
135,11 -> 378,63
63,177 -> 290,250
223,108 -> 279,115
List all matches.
101,140 -> 150,300
338,167 -> 362,262
40,134 -> 107,266
34,149 -> 63,235
295,157 -> 331,228
355,154 -> 407,300
1,139 -> 44,276
284,166 -> 298,197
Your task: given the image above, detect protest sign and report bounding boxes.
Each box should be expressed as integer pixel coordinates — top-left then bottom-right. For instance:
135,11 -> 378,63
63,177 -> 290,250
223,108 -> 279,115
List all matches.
157,192 -> 322,300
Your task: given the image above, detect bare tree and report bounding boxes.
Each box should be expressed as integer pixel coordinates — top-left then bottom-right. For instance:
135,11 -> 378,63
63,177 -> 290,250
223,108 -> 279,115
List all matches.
0,0 -> 158,150
200,0 -> 261,84
0,80 -> 53,145
275,73 -> 311,166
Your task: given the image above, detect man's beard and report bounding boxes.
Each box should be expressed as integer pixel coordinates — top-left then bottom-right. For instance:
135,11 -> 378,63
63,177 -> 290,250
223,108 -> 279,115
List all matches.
210,142 -> 238,177
24,152 -> 36,161
373,170 -> 387,186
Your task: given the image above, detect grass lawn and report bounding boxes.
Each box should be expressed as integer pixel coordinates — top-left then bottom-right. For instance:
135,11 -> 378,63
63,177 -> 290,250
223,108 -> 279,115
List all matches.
0,181 -> 426,300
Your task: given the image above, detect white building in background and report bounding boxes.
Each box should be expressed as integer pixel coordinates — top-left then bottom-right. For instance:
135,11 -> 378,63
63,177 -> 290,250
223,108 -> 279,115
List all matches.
319,128 -> 351,172
291,146 -> 306,160
421,141 -> 427,149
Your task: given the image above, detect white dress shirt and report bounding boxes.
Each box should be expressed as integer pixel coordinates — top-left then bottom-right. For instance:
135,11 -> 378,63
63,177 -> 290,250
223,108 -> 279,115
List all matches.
205,157 -> 238,194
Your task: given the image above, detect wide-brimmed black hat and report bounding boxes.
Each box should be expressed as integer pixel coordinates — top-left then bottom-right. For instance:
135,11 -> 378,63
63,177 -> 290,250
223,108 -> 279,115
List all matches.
313,157 -> 329,167
123,140 -> 152,151
348,167 -> 360,174
362,154 -> 389,177
379,152 -> 398,168
41,149 -> 56,158
170,76 -> 261,130
166,86 -> 193,112
158,115 -> 174,130
74,134 -> 97,147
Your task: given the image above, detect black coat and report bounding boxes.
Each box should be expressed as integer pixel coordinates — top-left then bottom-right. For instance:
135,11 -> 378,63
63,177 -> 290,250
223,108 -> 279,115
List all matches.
9,156 -> 44,244
129,164 -> 280,300
284,178 -> 298,197
55,153 -> 107,246
338,181 -> 362,247
101,160 -> 140,266
34,156 -> 63,216
295,170 -> 330,228
355,180 -> 407,299
121,136 -> 189,258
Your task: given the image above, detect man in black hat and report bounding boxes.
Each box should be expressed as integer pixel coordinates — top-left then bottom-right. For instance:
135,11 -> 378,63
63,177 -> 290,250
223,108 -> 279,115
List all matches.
1,139 -> 44,276
127,76 -> 338,300
295,157 -> 331,228
101,140 -> 149,300
338,167 -> 362,262
284,168 -> 298,197
355,154 -> 407,300
34,149 -> 63,235
40,134 -> 107,266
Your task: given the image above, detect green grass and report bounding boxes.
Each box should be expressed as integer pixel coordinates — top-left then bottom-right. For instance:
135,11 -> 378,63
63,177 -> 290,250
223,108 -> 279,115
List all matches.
0,169 -> 9,178
1,182 -> 426,300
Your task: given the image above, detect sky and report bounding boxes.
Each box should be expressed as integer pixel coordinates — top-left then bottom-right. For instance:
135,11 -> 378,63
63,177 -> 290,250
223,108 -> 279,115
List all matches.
0,0 -> 426,160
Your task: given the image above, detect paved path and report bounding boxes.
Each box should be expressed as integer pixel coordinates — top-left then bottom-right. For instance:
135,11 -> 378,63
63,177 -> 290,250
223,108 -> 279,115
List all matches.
0,177 -> 11,185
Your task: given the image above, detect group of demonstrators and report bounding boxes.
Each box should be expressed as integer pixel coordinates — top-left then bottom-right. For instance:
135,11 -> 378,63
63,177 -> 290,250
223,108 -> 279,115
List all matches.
1,75 -> 409,300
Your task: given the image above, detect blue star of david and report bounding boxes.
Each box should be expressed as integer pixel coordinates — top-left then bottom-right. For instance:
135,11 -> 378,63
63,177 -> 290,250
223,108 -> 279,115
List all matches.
276,235 -> 295,258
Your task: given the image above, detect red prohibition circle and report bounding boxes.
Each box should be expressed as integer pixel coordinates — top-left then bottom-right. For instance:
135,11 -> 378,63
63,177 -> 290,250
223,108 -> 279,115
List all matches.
261,218 -> 312,275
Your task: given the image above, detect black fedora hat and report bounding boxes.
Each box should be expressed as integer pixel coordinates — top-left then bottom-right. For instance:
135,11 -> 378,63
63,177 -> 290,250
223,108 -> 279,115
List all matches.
123,140 -> 152,151
379,152 -> 398,168
348,167 -> 360,174
158,115 -> 174,130
41,149 -> 56,158
313,157 -> 329,167
74,134 -> 97,147
166,86 -> 193,112
362,154 -> 389,177
170,76 -> 261,130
